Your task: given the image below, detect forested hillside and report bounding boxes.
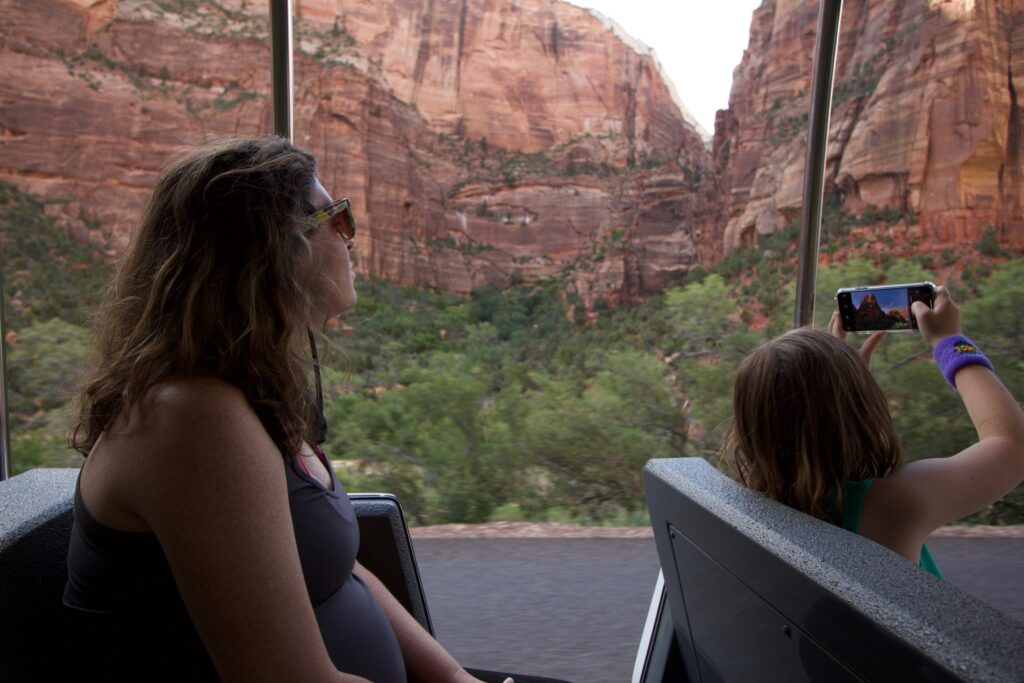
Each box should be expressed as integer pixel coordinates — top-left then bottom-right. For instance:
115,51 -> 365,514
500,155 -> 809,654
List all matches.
5,180 -> 1021,524
3,0 -> 1022,525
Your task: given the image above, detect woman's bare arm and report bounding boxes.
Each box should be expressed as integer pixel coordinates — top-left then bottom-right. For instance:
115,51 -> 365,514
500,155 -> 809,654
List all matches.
354,561 -> 493,683
114,378 -> 368,682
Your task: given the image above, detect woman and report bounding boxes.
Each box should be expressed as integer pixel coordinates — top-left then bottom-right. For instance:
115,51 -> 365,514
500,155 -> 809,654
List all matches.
64,137 -> 490,681
724,287 -> 1024,576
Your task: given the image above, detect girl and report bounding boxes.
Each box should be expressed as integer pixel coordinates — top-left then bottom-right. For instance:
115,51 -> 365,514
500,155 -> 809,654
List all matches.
724,287 -> 1024,575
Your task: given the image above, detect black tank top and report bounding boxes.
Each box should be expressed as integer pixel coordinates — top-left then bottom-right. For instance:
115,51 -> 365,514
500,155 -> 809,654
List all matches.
63,448 -> 406,682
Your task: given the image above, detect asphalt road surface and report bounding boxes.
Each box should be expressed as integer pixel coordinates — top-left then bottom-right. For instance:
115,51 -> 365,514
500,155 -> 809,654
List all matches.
414,536 -> 1024,683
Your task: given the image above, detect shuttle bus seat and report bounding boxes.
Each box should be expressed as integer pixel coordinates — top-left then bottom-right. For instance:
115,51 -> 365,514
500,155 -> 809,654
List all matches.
0,468 -> 78,681
0,469 -> 569,683
0,471 -> 439,677
641,457 -> 1024,682
348,492 -> 434,633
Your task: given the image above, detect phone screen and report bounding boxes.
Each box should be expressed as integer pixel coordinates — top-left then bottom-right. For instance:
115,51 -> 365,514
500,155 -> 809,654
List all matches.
837,284 -> 934,332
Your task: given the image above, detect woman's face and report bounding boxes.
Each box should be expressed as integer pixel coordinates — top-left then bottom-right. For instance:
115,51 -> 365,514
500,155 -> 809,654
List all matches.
308,177 -> 357,319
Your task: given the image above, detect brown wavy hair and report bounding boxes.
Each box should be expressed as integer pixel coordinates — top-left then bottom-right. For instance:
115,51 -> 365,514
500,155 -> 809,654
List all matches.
72,137 -> 323,456
722,328 -> 903,521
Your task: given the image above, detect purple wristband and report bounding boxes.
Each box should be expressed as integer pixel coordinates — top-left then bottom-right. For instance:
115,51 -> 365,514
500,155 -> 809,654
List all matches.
933,335 -> 994,389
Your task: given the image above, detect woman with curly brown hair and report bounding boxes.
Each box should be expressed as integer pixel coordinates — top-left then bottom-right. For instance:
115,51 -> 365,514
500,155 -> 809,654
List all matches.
724,288 -> 1024,577
63,137 -> 489,682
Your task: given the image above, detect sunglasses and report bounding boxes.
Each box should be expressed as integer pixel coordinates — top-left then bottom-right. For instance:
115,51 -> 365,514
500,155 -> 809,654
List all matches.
307,198 -> 356,241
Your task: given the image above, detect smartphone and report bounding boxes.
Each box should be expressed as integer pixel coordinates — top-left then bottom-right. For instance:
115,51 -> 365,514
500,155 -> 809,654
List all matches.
835,282 -> 935,333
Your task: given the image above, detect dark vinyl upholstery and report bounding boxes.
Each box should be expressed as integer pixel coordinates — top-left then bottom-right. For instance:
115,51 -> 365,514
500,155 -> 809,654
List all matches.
0,472 -> 431,677
644,458 -> 1024,683
0,468 -> 79,681
0,469 -> 570,682
350,492 -> 434,634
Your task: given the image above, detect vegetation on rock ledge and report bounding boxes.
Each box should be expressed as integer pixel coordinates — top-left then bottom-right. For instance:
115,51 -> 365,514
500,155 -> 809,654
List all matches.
2,183 -> 1022,525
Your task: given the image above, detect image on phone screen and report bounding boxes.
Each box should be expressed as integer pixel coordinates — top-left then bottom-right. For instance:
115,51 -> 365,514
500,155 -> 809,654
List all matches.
836,283 -> 934,333
851,288 -> 913,331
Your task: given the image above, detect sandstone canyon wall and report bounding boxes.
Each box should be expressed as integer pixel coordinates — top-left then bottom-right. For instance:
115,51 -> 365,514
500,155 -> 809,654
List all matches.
4,0 -> 1021,308
715,0 -> 1024,252
0,0 -> 716,307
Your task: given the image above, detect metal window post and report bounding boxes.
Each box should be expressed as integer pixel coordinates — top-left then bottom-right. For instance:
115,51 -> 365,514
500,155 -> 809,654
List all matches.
0,283 -> 10,481
270,0 -> 294,142
0,0 -> 298,481
795,0 -> 843,328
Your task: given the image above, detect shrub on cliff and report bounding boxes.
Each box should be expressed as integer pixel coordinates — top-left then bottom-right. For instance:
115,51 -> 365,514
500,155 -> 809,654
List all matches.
974,225 -> 1008,258
6,318 -> 91,417
0,181 -> 111,330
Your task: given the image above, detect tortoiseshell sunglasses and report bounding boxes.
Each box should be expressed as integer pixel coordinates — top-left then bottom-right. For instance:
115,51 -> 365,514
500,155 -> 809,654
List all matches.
307,198 -> 356,240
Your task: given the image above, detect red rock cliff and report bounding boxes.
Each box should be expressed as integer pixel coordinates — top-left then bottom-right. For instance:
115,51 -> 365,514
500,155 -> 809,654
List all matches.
715,0 -> 1024,253
0,0 -> 715,306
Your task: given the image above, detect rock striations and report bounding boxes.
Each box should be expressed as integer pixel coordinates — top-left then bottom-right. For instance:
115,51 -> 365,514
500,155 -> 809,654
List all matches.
0,0 -> 715,307
1,0 -> 1020,306
715,0 -> 1024,253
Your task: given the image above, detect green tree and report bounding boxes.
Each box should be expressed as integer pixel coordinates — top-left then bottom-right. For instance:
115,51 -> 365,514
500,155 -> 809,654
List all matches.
7,318 -> 92,416
521,350 -> 684,519
401,353 -> 519,522
974,226 -> 1007,257
663,275 -> 765,454
10,409 -> 82,475
317,257 -> 1024,526
326,352 -> 521,523
664,274 -> 734,348
325,390 -> 429,522
960,260 -> 1024,398
6,317 -> 92,474
0,181 -> 111,329
957,260 -> 1024,523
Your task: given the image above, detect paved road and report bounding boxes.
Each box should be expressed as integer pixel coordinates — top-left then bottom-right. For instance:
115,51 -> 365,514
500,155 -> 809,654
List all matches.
414,536 -> 1023,683
927,536 -> 1024,620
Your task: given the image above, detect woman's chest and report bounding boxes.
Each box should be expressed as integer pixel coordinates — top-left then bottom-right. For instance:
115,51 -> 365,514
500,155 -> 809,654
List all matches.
285,457 -> 360,605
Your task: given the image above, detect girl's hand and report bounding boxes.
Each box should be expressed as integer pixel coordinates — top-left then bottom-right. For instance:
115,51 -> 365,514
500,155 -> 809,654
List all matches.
911,285 -> 961,347
827,311 -> 885,370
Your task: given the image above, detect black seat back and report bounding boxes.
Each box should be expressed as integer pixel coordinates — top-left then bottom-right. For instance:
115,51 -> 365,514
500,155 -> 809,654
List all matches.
0,468 -> 79,681
644,458 -> 1024,682
351,492 -> 434,634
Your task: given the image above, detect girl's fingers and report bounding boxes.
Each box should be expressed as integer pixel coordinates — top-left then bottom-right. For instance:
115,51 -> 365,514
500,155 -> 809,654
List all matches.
915,284 -> 961,345
859,331 -> 885,368
828,311 -> 846,340
911,300 -> 930,318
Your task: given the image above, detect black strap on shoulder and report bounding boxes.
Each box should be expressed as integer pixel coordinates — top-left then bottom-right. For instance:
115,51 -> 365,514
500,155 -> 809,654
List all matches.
307,328 -> 327,445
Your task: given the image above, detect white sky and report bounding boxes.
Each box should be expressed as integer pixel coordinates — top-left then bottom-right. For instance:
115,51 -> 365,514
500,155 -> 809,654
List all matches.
568,0 -> 765,134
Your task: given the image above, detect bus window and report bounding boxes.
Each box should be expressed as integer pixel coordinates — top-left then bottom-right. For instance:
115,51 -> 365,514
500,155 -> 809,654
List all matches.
1,0 -> 1021,677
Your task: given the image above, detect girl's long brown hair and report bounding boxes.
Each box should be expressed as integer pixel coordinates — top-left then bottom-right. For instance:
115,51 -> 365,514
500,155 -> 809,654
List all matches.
72,137 -> 322,456
722,328 -> 903,521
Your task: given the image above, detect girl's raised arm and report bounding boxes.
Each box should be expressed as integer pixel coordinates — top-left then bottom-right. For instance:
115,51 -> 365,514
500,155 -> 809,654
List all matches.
871,288 -> 1024,539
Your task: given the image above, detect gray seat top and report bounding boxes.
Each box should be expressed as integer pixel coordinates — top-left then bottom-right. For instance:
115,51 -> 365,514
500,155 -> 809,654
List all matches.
645,458 -> 1024,683
0,467 -> 78,552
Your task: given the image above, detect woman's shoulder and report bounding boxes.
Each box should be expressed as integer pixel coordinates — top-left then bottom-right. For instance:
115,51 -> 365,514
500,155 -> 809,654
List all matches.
124,376 -> 258,439
112,377 -> 286,525
86,376 -> 282,533
112,376 -> 279,480
144,375 -> 249,414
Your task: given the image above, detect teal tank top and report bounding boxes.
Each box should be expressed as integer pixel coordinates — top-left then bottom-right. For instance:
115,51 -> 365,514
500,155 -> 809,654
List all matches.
842,479 -> 942,579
